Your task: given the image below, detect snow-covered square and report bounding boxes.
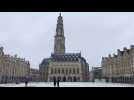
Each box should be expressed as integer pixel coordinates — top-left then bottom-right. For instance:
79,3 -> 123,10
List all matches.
0,82 -> 134,87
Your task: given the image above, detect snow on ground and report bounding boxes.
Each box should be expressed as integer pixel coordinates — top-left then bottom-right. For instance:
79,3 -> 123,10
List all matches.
0,82 -> 134,87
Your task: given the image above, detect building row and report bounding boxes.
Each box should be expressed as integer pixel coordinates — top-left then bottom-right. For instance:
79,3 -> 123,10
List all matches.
101,45 -> 134,83
0,47 -> 30,83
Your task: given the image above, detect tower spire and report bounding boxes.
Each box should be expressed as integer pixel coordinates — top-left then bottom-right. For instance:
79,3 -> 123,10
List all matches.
54,13 -> 65,54
56,13 -> 64,36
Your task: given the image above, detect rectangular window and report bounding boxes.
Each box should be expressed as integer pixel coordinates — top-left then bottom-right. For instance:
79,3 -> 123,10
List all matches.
66,69 -> 68,75
77,68 -> 79,74
62,69 -> 64,74
55,68 -> 57,74
69,69 -> 71,74
58,69 -> 60,74
73,68 -> 75,74
51,69 -> 53,74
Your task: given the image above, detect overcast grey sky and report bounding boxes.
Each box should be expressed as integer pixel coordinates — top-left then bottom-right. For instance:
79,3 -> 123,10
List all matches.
0,12 -> 134,70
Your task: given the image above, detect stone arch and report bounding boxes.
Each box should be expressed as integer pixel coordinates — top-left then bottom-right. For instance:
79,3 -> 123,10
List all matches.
73,76 -> 77,82
63,76 -> 66,82
57,76 -> 61,81
77,77 -> 80,82
53,76 -> 56,81
68,77 -> 72,82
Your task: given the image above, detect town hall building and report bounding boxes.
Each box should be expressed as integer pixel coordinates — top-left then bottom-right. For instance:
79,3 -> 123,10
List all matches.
39,13 -> 89,82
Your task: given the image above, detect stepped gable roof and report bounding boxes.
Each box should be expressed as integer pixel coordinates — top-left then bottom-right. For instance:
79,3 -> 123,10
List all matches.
113,54 -> 117,58
126,49 -> 130,54
123,47 -> 130,54
120,51 -> 124,55
50,53 -> 81,62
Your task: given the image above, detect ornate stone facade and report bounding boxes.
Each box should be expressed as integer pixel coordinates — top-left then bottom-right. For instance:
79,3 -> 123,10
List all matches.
40,53 -> 89,82
102,45 -> 134,83
0,47 -> 30,83
39,13 -> 89,82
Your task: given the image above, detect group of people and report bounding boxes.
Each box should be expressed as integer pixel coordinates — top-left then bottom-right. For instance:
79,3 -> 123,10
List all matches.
53,78 -> 60,87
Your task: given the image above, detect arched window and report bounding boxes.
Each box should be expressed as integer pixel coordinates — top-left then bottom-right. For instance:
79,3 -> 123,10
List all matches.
68,77 -> 72,82
77,77 -> 80,81
53,76 -> 56,81
73,76 -> 77,82
58,76 -> 61,81
63,76 -> 66,82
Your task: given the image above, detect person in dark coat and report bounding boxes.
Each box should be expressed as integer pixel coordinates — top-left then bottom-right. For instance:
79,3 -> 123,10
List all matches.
57,79 -> 60,87
25,78 -> 29,87
53,78 -> 56,87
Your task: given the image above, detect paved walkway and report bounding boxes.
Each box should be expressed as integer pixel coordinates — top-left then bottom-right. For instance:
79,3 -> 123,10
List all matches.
0,82 -> 134,87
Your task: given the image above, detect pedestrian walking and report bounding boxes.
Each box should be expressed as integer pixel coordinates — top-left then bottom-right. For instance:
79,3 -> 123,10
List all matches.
57,79 -> 60,87
53,78 -> 56,87
25,79 -> 29,87
25,81 -> 28,87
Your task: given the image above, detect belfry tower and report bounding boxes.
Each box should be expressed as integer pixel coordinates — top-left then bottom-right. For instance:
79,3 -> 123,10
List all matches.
54,13 -> 65,54
40,13 -> 90,82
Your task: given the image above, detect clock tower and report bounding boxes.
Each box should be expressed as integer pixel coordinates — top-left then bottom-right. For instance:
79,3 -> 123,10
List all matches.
54,13 -> 65,54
